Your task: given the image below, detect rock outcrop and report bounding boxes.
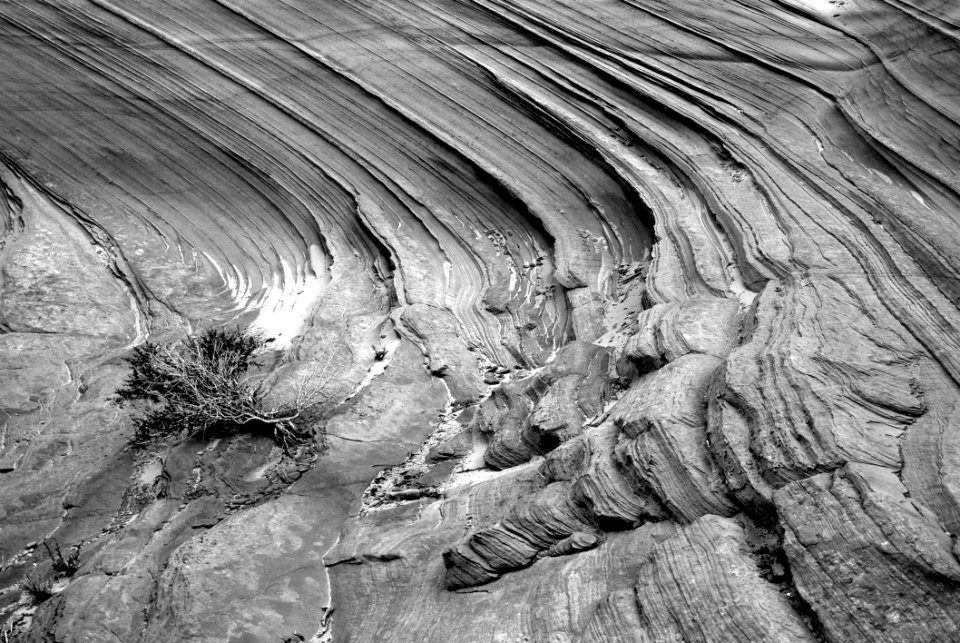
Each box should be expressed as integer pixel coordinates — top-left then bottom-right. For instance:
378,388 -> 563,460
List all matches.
3,1 -> 960,641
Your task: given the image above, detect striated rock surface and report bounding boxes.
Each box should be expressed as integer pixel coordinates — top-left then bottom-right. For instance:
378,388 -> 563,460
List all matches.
2,1 -> 960,642
580,514 -> 819,643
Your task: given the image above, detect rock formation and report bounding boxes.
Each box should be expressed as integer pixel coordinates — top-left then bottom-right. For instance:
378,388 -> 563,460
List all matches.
2,0 -> 960,641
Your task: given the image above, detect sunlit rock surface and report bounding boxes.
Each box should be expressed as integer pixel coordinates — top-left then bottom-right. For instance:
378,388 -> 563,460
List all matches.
2,1 -> 960,641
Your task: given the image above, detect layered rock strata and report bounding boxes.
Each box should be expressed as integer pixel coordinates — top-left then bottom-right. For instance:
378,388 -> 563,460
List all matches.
1,1 -> 960,642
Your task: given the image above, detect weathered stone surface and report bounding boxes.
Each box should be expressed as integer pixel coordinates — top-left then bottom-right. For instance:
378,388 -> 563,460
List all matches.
330,493 -> 677,643
775,464 -> 960,642
481,341 -> 612,469
2,0 -> 960,641
130,338 -> 448,642
27,497 -> 222,643
621,296 -> 741,373
579,515 -> 818,643
615,353 -> 738,523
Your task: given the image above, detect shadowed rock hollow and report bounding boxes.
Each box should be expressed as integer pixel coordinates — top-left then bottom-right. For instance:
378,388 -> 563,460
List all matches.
2,1 -> 960,641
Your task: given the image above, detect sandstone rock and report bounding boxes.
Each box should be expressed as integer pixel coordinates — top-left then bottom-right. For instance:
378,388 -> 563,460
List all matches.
570,423 -> 666,528
545,531 -> 600,558
482,341 -> 612,469
443,481 -> 593,588
775,464 -> 960,642
580,515 -> 819,643
3,0 -> 960,641
621,296 -> 741,373
27,497 -> 222,643
614,353 -> 738,523
710,277 -> 925,502
330,499 -> 676,643
399,303 -> 487,404
445,420 -> 668,588
900,358 -> 960,534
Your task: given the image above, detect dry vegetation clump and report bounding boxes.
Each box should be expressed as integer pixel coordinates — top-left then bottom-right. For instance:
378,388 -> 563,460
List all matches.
114,327 -> 344,450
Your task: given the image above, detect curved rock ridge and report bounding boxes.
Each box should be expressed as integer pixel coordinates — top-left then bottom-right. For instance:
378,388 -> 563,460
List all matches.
1,0 -> 960,642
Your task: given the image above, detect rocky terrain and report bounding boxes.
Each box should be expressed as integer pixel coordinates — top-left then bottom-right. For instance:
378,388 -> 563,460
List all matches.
2,0 -> 960,641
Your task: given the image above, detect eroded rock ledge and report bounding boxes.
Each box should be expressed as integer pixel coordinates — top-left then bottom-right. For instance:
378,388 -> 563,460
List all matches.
2,1 -> 960,641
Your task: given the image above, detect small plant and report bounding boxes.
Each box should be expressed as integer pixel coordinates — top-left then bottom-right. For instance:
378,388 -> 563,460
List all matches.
114,327 -> 346,450
19,571 -> 53,605
43,541 -> 81,577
